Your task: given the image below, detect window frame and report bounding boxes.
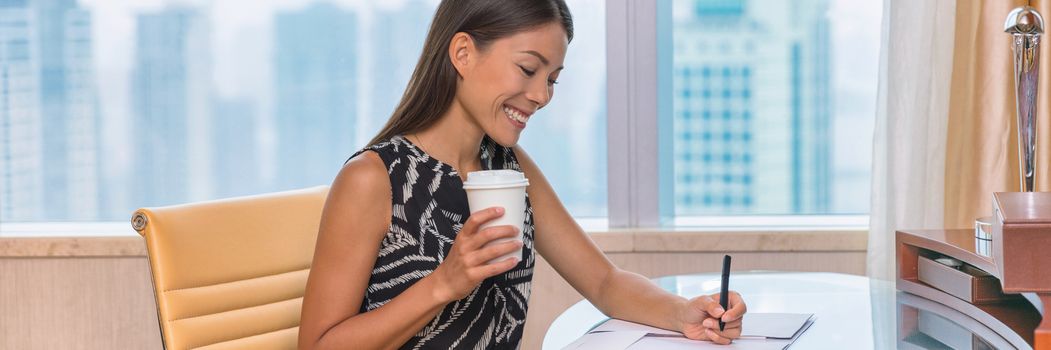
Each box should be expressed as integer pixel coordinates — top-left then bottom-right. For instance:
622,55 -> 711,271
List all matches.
606,0 -> 675,228
605,0 -> 870,229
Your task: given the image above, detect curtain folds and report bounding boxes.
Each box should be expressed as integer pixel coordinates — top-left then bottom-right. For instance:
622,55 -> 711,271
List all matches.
869,2 -> 957,347
868,0 -> 1051,346
869,0 -> 956,282
869,0 -> 1051,279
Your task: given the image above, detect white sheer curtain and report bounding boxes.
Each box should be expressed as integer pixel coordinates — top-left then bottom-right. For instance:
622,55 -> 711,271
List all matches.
869,0 -> 956,282
869,0 -> 956,347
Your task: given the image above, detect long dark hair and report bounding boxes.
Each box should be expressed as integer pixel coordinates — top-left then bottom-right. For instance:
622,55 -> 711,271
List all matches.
366,0 -> 574,146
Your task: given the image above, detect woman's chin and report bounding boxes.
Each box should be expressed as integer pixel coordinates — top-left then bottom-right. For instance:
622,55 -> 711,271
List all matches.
487,131 -> 521,148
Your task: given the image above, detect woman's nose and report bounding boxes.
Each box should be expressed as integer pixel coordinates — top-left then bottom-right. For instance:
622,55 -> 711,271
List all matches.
526,79 -> 552,110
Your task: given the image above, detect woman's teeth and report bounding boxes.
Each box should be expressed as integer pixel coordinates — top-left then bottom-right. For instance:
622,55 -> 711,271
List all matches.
503,106 -> 528,124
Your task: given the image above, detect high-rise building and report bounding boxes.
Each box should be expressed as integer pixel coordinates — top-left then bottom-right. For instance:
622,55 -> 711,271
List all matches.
273,3 -> 357,190
211,96 -> 258,199
131,7 -> 211,208
369,1 -> 431,134
673,0 -> 831,215
0,0 -> 103,222
36,0 -> 101,221
0,1 -> 42,221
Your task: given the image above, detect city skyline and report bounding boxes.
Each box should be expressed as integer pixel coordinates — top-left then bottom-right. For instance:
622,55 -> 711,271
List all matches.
1,0 -> 609,221
0,0 -> 875,222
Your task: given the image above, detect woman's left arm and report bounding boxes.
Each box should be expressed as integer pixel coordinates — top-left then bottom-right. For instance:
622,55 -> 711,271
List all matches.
514,146 -> 746,344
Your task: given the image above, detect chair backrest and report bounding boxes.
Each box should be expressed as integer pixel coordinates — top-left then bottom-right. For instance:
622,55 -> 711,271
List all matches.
132,186 -> 329,350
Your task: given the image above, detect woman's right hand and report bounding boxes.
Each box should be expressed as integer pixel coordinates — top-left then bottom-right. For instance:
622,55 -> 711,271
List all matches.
430,207 -> 523,303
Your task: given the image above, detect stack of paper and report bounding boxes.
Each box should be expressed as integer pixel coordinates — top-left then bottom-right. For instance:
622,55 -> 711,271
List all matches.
562,313 -> 815,350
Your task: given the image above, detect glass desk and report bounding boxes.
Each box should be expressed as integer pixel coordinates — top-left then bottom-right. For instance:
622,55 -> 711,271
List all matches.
543,272 -> 1027,349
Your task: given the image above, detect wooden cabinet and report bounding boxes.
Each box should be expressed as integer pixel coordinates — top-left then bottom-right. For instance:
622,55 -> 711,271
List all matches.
898,192 -> 1051,350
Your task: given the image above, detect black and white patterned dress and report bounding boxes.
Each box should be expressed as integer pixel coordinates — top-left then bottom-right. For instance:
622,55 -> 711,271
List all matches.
348,135 -> 535,349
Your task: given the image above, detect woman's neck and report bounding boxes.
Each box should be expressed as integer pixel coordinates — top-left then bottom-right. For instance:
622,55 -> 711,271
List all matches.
410,101 -> 485,174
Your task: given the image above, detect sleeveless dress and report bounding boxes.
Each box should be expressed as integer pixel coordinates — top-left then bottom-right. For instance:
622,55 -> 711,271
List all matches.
348,135 -> 536,349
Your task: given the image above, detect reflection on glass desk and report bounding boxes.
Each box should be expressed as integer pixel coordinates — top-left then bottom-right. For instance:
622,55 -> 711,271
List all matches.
542,272 -> 1031,349
899,292 -> 1003,349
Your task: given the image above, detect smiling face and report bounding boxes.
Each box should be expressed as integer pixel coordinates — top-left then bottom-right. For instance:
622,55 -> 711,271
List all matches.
449,22 -> 569,147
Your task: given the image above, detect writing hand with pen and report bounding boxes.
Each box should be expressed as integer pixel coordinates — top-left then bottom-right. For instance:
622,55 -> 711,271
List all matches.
678,290 -> 747,344
679,255 -> 745,344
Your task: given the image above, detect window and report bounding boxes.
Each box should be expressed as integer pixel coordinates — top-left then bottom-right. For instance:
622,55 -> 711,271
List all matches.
0,0 -> 607,222
1,0 -> 879,227
670,0 -> 880,217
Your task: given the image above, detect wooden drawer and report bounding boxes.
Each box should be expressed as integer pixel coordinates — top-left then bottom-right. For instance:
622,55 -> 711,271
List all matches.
917,255 -> 1015,305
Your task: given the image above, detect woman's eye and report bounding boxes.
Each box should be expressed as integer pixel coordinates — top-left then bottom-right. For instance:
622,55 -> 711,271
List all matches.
519,65 -> 536,77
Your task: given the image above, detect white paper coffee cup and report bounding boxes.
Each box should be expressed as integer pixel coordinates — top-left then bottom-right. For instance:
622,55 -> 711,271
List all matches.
462,170 -> 529,264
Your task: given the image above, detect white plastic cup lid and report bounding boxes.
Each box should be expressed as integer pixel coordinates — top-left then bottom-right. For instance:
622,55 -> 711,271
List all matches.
462,170 -> 529,189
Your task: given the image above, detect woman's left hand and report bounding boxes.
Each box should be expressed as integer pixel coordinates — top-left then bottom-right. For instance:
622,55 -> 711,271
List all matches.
679,291 -> 747,344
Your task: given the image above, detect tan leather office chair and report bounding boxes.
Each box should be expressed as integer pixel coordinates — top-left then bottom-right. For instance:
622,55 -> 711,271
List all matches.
132,186 -> 329,350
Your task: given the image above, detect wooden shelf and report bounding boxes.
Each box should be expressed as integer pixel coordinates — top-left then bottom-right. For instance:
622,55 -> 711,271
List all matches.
898,229 -> 1043,349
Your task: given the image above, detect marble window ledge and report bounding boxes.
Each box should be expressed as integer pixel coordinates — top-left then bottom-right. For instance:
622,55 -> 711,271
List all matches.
0,221 -> 867,257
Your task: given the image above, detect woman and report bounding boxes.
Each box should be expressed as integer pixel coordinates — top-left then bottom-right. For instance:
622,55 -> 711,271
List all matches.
298,0 -> 746,348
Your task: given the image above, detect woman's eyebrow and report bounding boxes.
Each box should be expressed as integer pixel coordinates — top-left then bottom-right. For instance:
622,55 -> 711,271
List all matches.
519,50 -> 563,70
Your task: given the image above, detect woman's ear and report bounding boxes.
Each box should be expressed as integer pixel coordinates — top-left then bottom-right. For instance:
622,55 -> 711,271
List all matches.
448,32 -> 474,78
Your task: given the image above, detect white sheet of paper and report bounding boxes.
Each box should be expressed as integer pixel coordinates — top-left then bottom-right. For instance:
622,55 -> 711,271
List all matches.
576,313 -> 814,350
627,337 -> 792,350
589,318 -> 681,336
562,330 -> 648,350
589,313 -> 814,339
740,313 -> 814,339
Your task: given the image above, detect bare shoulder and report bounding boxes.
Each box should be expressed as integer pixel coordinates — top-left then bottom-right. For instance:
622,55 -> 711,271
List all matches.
321,150 -> 391,237
335,151 -> 389,194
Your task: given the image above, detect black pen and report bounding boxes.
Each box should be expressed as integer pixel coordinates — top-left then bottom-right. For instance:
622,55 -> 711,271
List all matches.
719,255 -> 731,331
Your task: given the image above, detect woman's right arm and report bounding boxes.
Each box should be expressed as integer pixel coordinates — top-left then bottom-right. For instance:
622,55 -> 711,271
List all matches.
298,152 -> 523,350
